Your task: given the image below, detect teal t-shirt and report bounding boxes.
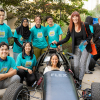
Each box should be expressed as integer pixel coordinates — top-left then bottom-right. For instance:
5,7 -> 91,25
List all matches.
16,53 -> 37,70
13,30 -> 31,53
46,24 -> 63,48
0,23 -> 13,44
0,56 -> 17,74
89,25 -> 94,34
30,25 -> 48,49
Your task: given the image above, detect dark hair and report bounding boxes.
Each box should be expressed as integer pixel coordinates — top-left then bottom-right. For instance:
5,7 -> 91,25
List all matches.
69,11 -> 82,33
0,42 -> 9,49
22,42 -> 33,59
35,15 -> 42,21
48,53 -> 61,68
0,8 -> 5,13
85,16 -> 93,25
46,16 -> 53,21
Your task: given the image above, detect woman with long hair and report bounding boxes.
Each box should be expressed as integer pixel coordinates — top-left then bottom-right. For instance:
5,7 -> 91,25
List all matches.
16,42 -> 37,86
43,53 -> 65,74
52,11 -> 92,89
13,18 -> 31,62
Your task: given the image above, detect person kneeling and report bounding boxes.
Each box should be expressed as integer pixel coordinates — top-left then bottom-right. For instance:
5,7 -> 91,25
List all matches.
0,42 -> 20,89
16,42 -> 37,86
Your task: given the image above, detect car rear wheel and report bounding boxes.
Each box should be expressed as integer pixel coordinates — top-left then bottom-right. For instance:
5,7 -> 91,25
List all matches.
2,83 -> 30,100
91,82 -> 100,100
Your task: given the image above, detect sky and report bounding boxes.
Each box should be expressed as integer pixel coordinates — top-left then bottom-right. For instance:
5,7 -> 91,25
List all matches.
82,0 -> 100,10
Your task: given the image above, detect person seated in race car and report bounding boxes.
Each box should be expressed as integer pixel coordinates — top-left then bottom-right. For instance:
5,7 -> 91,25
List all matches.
43,53 -> 65,74
16,42 -> 37,86
0,42 -> 20,89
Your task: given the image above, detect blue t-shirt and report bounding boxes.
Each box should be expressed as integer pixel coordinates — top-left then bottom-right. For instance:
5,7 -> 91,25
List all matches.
0,23 -> 13,44
0,56 -> 17,74
46,24 -> 63,48
30,25 -> 48,49
16,53 -> 37,70
13,30 -> 31,53
89,25 -> 94,34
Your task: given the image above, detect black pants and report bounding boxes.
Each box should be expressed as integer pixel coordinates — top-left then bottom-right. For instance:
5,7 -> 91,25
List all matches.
93,46 -> 100,61
17,69 -> 36,86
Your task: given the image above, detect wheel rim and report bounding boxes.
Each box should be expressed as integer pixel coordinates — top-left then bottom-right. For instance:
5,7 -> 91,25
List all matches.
16,89 -> 29,100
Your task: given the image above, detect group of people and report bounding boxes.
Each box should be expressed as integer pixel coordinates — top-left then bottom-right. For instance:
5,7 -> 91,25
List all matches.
0,8 -> 63,89
0,7 -> 100,90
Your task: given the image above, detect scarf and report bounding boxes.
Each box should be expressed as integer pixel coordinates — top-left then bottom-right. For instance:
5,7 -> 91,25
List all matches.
16,18 -> 31,39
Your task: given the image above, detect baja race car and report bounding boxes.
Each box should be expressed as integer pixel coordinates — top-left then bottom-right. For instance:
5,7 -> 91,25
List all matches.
2,43 -> 100,100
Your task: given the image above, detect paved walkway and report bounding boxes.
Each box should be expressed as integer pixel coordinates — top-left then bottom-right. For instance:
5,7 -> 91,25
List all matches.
0,47 -> 100,100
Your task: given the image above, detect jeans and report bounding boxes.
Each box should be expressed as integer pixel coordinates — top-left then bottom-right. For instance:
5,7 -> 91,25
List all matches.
13,52 -> 19,62
0,75 -> 20,89
74,46 -> 89,80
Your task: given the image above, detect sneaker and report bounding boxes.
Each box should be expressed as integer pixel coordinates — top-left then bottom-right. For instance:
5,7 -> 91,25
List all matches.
90,68 -> 95,71
85,71 -> 93,74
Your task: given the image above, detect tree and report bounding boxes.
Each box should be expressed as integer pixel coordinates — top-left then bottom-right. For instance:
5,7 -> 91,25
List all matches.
9,0 -> 90,27
0,0 -> 24,6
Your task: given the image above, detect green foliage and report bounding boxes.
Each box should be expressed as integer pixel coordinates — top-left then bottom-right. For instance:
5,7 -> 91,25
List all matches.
9,29 -> 15,46
7,0 -> 90,27
0,0 -> 24,6
9,38 -> 14,46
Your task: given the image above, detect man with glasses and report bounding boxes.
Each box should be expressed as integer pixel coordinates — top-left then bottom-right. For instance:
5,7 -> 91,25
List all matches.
46,16 -> 63,51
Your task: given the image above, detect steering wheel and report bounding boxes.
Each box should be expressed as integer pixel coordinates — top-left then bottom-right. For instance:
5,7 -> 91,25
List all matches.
47,43 -> 60,51
52,69 -> 59,71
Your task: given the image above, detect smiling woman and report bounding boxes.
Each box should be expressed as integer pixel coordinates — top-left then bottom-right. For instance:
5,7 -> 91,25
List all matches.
52,11 -> 92,89
43,53 -> 65,74
16,42 -> 37,86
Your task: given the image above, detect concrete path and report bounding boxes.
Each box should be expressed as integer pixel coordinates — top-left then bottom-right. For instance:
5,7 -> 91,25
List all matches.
0,47 -> 100,100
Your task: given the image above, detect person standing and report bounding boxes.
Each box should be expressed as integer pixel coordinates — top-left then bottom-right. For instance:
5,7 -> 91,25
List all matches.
52,11 -> 92,89
46,16 -> 63,50
30,16 -> 48,60
93,17 -> 100,62
85,16 -> 94,74
0,8 -> 13,44
0,42 -> 20,89
13,18 -> 31,62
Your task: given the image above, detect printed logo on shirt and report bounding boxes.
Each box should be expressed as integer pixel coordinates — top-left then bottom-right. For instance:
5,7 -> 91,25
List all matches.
49,31 -> 55,36
25,61 -> 32,67
0,66 -> 7,74
37,32 -> 43,38
20,37 -> 25,41
0,31 -> 5,37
